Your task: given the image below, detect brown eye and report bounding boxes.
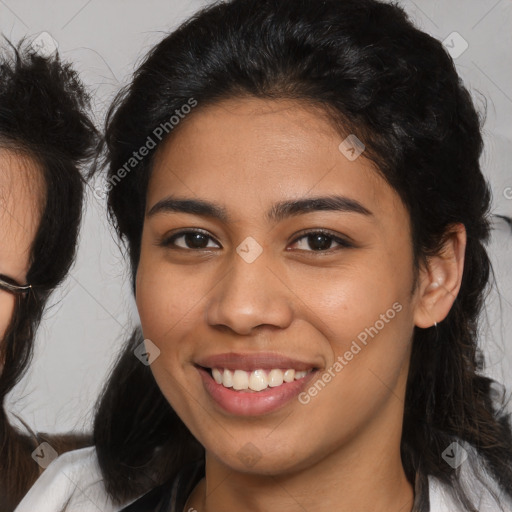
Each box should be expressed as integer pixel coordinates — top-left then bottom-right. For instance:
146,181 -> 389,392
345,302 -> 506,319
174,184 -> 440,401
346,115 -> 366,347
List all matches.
290,230 -> 353,252
161,230 -> 220,250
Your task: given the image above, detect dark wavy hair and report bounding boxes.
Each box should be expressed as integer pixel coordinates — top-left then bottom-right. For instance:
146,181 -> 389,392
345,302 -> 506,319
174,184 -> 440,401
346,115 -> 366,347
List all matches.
0,41 -> 97,510
93,0 -> 512,510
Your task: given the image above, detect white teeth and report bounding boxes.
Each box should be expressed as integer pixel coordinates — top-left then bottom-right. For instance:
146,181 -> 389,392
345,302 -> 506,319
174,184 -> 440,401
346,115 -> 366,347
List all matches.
212,368 -> 223,384
283,369 -> 295,382
268,369 -> 284,387
223,369 -> 233,388
232,369 -> 249,390
210,367 -> 312,391
248,369 -> 268,391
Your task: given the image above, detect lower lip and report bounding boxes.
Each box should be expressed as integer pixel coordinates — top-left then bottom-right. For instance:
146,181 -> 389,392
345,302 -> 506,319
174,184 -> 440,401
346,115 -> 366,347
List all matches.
197,367 -> 317,416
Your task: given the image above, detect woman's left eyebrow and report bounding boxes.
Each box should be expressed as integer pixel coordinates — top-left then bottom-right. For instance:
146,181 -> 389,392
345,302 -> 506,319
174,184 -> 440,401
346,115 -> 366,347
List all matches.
147,195 -> 373,223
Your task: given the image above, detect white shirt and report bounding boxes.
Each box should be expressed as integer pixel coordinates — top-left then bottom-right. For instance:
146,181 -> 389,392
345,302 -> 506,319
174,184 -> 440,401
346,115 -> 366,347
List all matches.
14,447 -> 136,512
15,446 -> 512,512
429,456 -> 512,512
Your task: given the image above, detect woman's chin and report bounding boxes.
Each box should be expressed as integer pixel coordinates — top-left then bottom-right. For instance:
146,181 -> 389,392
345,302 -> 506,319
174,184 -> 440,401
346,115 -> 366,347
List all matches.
205,442 -> 318,476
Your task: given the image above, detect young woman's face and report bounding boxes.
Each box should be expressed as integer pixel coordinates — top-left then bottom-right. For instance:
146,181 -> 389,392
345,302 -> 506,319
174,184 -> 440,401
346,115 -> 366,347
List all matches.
136,98 -> 426,475
0,150 -> 42,340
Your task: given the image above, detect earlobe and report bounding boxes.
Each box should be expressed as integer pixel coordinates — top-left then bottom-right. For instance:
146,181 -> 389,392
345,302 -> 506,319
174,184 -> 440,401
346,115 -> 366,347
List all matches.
414,223 -> 467,329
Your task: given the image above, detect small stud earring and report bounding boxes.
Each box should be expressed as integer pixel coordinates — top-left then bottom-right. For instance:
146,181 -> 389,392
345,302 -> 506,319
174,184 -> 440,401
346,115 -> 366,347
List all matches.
434,322 -> 437,328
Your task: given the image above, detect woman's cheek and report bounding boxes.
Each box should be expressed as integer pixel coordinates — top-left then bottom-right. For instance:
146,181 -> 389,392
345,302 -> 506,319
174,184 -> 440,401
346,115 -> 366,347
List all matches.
136,262 -> 199,345
295,272 -> 386,334
136,254 -> 173,334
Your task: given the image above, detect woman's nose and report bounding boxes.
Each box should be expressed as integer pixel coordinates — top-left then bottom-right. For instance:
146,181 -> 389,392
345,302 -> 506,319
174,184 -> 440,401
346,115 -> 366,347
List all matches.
205,245 -> 294,336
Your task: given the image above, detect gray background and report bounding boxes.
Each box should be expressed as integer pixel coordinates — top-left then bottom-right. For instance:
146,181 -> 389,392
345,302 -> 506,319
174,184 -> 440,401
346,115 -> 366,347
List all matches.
0,0 -> 511,434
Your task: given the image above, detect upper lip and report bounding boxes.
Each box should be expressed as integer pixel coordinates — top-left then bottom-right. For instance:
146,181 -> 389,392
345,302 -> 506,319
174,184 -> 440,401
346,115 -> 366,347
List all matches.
195,352 -> 319,372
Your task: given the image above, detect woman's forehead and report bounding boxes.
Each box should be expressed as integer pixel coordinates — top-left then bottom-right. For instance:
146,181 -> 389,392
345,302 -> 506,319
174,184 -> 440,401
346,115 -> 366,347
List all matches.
147,97 -> 401,226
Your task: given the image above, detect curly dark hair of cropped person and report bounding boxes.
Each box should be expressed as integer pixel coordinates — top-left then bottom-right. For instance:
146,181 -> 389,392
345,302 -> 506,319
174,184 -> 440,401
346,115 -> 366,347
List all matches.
0,40 -> 97,510
92,0 -> 512,510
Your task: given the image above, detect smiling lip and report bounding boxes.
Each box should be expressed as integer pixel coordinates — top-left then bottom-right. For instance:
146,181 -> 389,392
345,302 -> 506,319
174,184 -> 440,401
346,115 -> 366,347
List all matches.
195,352 -> 317,372
195,352 -> 319,416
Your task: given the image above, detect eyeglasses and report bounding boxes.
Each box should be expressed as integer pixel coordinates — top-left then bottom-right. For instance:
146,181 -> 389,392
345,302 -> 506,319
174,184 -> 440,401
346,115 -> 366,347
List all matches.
0,274 -> 32,296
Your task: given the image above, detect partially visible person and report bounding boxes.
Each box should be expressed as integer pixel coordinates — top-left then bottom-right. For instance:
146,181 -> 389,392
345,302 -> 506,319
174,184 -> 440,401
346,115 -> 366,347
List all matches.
0,40 -> 97,511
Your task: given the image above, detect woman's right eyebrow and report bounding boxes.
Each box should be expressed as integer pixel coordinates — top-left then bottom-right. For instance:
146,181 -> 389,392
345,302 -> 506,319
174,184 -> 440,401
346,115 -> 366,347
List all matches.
147,195 -> 373,223
147,197 -> 229,222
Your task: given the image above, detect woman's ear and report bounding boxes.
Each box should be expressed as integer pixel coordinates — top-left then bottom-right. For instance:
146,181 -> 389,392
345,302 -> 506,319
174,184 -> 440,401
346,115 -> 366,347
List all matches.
414,223 -> 466,329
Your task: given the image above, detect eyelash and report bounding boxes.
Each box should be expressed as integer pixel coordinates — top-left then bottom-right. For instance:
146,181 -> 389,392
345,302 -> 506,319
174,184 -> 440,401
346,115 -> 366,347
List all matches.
159,228 -> 354,253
